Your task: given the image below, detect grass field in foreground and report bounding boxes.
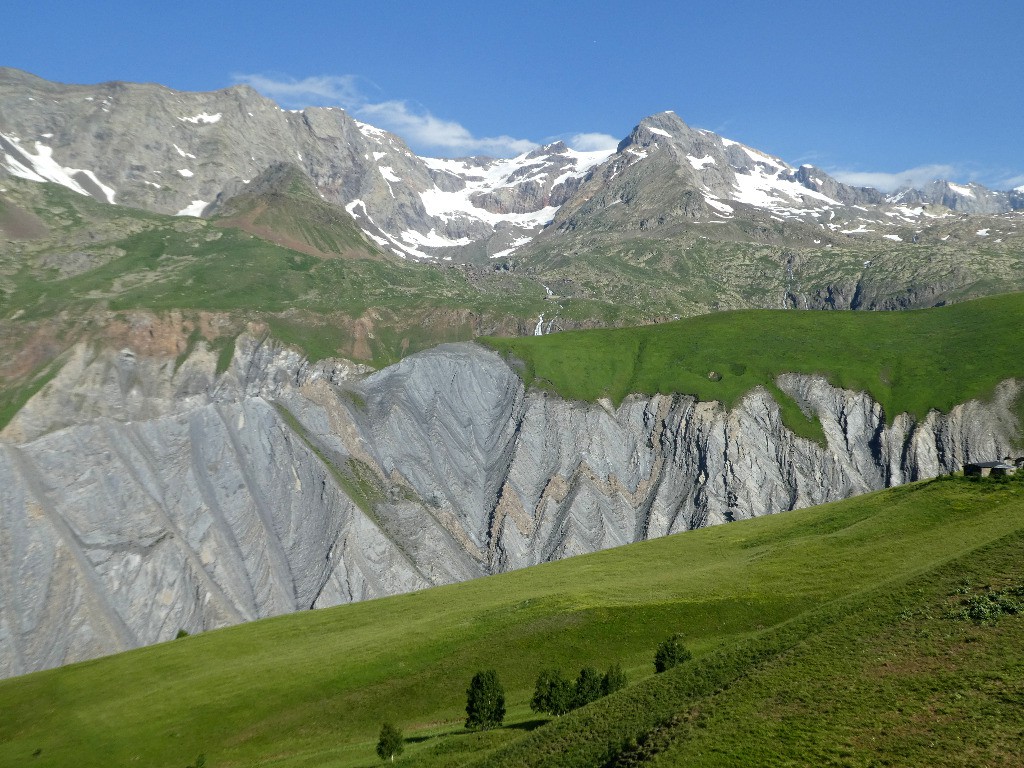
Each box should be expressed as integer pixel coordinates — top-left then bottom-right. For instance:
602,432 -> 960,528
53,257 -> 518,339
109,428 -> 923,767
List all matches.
1,476 -> 1023,767
482,291 -> 1024,431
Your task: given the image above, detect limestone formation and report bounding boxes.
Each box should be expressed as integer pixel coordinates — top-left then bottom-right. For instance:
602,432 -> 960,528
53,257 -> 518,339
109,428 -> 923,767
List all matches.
0,337 -> 1018,677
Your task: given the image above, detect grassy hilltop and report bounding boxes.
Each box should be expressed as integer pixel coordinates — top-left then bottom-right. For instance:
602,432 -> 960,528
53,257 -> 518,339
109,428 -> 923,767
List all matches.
485,290 -> 1024,440
1,475 -> 1023,767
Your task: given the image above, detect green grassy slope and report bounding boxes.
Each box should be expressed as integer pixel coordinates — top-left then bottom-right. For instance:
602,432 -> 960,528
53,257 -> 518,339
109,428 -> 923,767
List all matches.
522,208 -> 1024,319
210,163 -> 382,260
483,291 -> 1024,426
0,179 -> 639,376
480,477 -> 1024,768
1,476 -> 1023,768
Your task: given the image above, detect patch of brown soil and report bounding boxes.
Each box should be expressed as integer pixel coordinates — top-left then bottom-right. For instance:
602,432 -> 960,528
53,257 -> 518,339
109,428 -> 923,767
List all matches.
215,206 -> 371,261
0,198 -> 49,240
0,318 -> 66,382
100,310 -> 236,357
350,313 -> 375,360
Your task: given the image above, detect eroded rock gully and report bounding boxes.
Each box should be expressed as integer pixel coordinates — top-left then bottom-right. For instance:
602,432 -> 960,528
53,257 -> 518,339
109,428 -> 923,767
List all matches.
0,336 -> 1018,677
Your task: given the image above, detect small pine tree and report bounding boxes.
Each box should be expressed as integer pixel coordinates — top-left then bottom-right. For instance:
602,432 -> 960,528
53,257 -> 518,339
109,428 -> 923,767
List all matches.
654,634 -> 692,673
572,666 -> 603,709
530,669 -> 573,716
376,722 -> 404,763
601,662 -> 627,696
465,670 -> 505,730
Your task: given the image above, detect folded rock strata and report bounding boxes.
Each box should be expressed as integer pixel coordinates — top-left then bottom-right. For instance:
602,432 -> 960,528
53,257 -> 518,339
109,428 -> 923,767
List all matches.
0,336 -> 1018,677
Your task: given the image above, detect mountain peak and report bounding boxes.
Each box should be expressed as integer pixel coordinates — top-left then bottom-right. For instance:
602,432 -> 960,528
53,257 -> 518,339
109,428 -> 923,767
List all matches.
526,141 -> 569,159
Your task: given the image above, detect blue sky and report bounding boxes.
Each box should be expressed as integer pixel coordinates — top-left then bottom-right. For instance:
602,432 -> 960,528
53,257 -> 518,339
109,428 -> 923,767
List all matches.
7,1 -> 1023,189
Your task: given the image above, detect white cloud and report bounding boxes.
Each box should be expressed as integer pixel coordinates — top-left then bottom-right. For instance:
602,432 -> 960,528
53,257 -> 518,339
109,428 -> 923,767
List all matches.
831,164 -> 957,192
568,132 -> 620,152
357,99 -> 536,156
233,73 -> 537,157
997,173 -> 1024,191
234,73 -> 363,106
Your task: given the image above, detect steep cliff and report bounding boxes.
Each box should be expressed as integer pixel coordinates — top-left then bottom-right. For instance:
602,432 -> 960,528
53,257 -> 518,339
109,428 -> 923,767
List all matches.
0,336 -> 1018,677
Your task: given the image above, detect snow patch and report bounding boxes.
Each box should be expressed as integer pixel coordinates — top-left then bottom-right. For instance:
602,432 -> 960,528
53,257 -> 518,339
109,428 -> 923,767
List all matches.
687,155 -> 716,170
741,146 -> 783,168
173,143 -> 196,159
0,133 -> 116,203
399,228 -> 472,248
177,168 -> 194,178
948,182 -> 974,197
703,195 -> 734,216
883,234 -> 903,241
421,186 -> 559,228
346,140 -> 613,260
416,146 -> 607,232
646,126 -> 673,138
176,200 -> 208,217
354,120 -> 388,139
976,228 -> 990,236
731,163 -> 839,212
179,112 -> 222,125
566,146 -> 615,172
491,236 -> 533,259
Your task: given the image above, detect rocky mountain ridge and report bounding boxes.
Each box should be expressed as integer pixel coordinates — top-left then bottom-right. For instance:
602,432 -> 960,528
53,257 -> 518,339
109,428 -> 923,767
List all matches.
1,331 -> 1018,678
3,67 -> 1021,267
0,67 -> 610,262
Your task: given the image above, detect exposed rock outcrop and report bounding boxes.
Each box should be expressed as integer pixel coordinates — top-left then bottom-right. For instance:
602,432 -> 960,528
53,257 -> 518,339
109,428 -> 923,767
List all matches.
0,338 -> 1018,677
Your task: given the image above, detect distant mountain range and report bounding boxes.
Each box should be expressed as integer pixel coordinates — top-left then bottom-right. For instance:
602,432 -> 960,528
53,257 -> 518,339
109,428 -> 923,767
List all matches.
2,66 -> 1022,267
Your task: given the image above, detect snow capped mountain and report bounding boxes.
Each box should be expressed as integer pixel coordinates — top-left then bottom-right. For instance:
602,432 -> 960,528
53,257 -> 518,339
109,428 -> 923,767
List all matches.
1,68 -> 1021,264
0,67 -> 615,261
345,138 -> 614,259
545,111 -> 1024,250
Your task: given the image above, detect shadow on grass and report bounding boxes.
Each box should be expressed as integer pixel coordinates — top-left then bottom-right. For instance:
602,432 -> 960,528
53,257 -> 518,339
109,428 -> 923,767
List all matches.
506,718 -> 548,732
405,718 -> 549,744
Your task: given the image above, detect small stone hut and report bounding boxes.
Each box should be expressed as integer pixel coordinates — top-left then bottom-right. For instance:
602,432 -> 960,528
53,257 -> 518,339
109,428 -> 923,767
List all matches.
964,460 -> 1018,477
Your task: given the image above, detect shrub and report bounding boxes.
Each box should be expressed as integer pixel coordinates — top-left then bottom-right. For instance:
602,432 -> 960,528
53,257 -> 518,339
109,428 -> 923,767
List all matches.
654,634 -> 692,673
956,585 -> 1024,624
601,663 -> 627,696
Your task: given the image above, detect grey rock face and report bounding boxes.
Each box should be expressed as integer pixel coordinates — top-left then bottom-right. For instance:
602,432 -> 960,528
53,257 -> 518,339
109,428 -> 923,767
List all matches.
889,180 -> 1022,214
0,68 -> 607,262
6,68 -> 1020,270
0,338 -> 1018,678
